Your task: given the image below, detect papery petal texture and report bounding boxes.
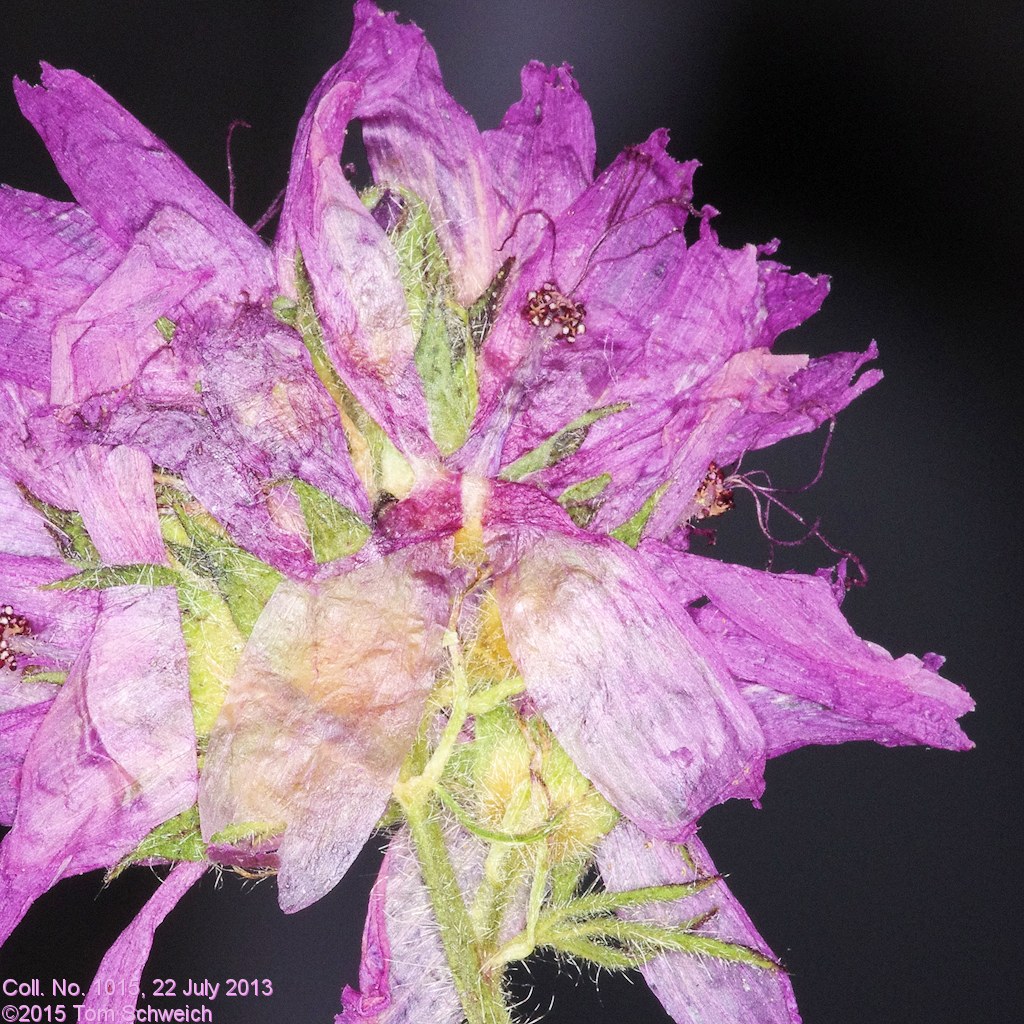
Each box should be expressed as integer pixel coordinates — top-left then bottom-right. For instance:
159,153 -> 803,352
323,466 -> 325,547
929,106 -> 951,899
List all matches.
0,187 -> 119,391
278,73 -> 431,455
487,485 -> 765,839
646,546 -> 974,754
340,0 -> 499,304
0,586 -> 196,945
483,62 -> 596,258
14,65 -> 271,271
598,820 -> 801,1024
79,862 -> 207,1020
199,545 -> 451,912
337,828 -> 460,1024
75,304 -> 368,576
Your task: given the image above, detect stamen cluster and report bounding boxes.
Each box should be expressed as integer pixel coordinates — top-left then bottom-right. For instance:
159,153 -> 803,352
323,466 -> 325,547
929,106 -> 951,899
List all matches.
523,282 -> 587,340
0,604 -> 30,672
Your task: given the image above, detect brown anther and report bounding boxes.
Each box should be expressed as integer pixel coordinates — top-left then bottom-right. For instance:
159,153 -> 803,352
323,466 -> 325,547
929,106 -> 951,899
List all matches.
692,461 -> 734,520
522,282 -> 587,341
0,605 -> 31,672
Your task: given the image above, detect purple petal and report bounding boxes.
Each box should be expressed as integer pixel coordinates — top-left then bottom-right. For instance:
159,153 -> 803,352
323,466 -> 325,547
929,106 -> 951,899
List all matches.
65,446 -> 166,565
467,131 -> 695,472
598,820 -> 801,1024
337,828 -> 460,1024
0,384 -> 75,507
0,699 -> 51,827
0,187 -> 119,391
14,65 -> 271,273
483,62 -> 596,257
0,586 -> 197,945
276,70 -> 432,456
79,862 -> 206,1020
647,545 -> 974,754
0,476 -> 58,558
0,553 -> 100,672
199,544 -> 451,912
339,0 -> 499,304
76,304 -> 369,576
487,483 -> 764,840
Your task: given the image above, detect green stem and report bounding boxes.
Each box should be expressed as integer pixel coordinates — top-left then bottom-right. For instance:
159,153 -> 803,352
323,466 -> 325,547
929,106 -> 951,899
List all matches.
394,615 -> 512,1024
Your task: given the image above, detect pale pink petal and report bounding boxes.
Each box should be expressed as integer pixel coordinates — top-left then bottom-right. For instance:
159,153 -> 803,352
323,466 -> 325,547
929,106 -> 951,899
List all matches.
79,862 -> 207,1020
200,545 -> 451,912
65,445 -> 166,565
337,828 -> 460,1024
487,483 -> 764,840
0,586 -> 197,945
598,820 -> 801,1024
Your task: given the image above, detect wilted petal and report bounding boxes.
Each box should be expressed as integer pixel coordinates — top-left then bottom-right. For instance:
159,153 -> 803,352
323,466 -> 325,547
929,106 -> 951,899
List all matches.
65,445 -> 166,565
277,73 -> 431,455
0,187 -> 119,391
0,698 -> 51,827
469,130 -> 694,468
649,548 -> 974,754
77,304 -> 369,576
0,476 -> 58,558
51,205 -> 273,407
337,828 -> 460,1024
598,820 -> 801,1024
488,485 -> 764,839
14,65 -> 270,273
79,862 -> 206,1020
200,545 -> 450,912
0,384 -> 75,507
483,62 -> 596,255
0,586 -> 196,945
341,0 -> 499,304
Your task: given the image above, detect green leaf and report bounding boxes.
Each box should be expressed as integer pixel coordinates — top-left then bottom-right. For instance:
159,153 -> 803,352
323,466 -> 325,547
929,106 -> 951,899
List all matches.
500,405 -> 629,482
609,481 -> 671,548
290,478 -> 370,563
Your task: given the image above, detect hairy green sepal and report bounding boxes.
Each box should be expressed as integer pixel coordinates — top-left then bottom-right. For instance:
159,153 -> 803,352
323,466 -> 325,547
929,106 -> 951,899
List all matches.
500,404 -> 629,482
108,806 -> 205,881
290,478 -> 370,563
610,481 -> 671,548
363,185 -> 478,455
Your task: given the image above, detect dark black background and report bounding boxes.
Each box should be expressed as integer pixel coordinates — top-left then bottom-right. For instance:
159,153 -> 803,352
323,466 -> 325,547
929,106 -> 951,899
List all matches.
1,2 -> 1021,1022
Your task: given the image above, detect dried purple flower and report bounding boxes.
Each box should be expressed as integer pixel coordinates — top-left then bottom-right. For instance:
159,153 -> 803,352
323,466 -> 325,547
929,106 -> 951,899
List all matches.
0,3 -> 973,1022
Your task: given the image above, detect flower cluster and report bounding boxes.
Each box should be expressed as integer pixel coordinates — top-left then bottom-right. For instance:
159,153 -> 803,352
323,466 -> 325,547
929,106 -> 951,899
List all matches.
0,3 -> 972,1022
